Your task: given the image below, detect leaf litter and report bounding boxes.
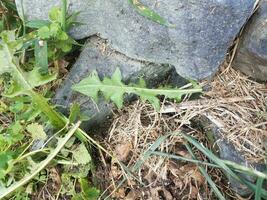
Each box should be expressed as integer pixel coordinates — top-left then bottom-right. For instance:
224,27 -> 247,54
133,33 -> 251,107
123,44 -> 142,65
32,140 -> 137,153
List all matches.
94,63 -> 266,199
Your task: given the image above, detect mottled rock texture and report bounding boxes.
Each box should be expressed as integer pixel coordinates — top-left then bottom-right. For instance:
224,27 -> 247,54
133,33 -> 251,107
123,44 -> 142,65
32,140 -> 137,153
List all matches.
233,1 -> 267,81
16,0 -> 255,80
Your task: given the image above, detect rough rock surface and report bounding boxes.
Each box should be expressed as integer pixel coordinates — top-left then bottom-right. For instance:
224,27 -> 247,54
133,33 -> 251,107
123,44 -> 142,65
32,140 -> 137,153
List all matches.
233,1 -> 267,81
16,0 -> 255,80
53,37 -> 187,131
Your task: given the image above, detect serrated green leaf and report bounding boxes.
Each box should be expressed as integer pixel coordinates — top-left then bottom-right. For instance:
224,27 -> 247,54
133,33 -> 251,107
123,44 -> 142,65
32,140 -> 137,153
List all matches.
128,0 -> 174,27
26,123 -> 47,140
5,121 -> 24,145
72,68 -> 202,111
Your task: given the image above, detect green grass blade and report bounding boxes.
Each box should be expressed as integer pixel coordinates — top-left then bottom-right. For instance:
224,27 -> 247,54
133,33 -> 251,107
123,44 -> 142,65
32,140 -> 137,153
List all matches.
61,0 -> 67,31
132,133 -> 173,171
185,143 -> 226,200
151,151 -> 267,179
150,151 -> 219,168
255,177 -> 264,200
180,132 -> 267,198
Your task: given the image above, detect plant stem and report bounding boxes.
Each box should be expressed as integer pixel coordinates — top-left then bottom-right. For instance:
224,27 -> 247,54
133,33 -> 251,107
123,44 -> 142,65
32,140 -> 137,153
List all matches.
29,91 -> 66,129
29,90 -> 88,142
61,0 -> 67,31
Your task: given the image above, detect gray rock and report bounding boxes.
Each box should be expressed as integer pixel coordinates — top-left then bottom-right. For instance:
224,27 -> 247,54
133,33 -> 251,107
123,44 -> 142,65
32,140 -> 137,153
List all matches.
233,1 -> 267,81
16,0 -> 256,80
53,36 -> 187,132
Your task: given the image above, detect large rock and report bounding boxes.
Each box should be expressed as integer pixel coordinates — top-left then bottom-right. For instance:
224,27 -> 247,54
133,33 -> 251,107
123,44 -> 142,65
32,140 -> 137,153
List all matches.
53,37 -> 186,131
16,0 -> 256,80
233,1 -> 267,81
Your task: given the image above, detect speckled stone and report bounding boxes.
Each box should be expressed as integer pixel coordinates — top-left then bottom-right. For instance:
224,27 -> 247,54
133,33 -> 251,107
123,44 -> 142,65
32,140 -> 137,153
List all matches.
16,0 -> 255,80
233,1 -> 267,81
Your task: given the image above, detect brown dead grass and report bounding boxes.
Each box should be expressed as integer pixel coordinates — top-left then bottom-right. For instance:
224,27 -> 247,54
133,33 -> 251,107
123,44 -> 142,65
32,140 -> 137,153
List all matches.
96,65 -> 266,199
97,102 -> 220,199
202,66 -> 266,162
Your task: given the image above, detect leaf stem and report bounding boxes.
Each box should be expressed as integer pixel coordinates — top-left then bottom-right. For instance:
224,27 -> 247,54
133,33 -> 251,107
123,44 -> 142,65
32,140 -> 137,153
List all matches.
61,0 -> 67,31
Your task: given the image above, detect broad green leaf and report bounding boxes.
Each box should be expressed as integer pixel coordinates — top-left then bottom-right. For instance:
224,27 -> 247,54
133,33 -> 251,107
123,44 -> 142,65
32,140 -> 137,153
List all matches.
0,152 -> 13,179
56,39 -> 72,52
0,31 -> 23,55
72,68 -> 202,110
0,40 -> 15,75
63,163 -> 91,179
26,20 -> 50,29
26,123 -> 47,140
49,7 -> 62,23
34,39 -> 49,75
0,20 -> 4,33
128,0 -> 174,27
0,33 -> 57,97
4,67 -> 57,98
9,101 -> 24,113
73,143 -> 91,164
57,30 -> 68,41
37,26 -> 51,39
